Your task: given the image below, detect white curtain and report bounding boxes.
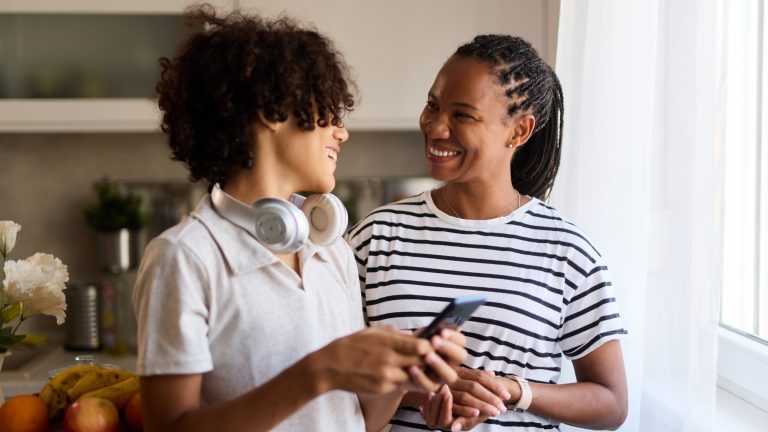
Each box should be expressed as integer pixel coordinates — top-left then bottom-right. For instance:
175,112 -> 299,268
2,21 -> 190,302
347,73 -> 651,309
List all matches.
552,1 -> 723,431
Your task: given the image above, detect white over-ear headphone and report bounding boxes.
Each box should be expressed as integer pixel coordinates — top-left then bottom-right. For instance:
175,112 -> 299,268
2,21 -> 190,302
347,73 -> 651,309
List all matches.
210,183 -> 348,253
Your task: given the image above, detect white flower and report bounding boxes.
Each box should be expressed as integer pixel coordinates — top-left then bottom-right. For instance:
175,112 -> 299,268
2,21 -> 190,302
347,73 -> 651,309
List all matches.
2,253 -> 69,324
0,221 -> 21,258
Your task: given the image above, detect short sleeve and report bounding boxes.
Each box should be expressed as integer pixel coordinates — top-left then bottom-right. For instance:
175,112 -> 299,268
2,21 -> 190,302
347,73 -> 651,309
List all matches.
342,241 -> 366,332
558,258 -> 627,360
344,219 -> 374,326
132,237 -> 213,375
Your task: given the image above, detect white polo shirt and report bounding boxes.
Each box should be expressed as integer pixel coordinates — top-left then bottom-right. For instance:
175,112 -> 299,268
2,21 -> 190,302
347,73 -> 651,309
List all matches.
133,195 -> 366,431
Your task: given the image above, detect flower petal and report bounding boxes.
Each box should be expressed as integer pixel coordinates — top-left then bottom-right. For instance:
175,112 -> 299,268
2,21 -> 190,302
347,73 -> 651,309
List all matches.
0,221 -> 21,258
2,253 -> 68,323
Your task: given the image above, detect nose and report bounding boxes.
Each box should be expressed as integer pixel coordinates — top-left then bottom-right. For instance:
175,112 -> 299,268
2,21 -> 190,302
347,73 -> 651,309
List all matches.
333,125 -> 349,144
420,112 -> 450,140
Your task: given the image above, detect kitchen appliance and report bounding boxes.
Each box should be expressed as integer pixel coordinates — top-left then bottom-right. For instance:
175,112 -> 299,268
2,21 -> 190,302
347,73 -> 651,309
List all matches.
64,283 -> 101,350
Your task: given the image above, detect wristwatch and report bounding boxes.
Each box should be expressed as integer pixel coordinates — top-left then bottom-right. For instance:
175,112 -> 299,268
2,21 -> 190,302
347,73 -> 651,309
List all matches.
506,375 -> 532,411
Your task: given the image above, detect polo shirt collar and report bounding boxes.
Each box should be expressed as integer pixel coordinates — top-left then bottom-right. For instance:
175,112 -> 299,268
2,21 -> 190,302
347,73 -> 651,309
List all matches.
191,195 -> 330,275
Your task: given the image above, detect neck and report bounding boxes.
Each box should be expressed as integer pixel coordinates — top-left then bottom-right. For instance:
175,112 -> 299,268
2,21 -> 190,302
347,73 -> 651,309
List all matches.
439,181 -> 526,220
223,125 -> 302,204
222,167 -> 295,205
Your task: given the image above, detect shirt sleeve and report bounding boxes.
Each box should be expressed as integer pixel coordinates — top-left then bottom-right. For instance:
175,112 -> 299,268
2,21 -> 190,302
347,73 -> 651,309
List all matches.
342,241 -> 366,332
132,237 -> 213,375
344,219 -> 374,327
557,257 -> 627,360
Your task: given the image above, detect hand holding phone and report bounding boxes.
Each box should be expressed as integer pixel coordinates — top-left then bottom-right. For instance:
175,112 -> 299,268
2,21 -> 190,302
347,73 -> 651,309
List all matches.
417,294 -> 486,339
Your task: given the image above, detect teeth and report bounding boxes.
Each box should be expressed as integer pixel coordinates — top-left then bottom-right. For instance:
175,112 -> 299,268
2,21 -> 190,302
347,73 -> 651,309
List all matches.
327,149 -> 338,161
428,146 -> 460,157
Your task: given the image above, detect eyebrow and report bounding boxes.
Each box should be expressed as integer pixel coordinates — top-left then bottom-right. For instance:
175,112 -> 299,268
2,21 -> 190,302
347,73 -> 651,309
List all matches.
453,102 -> 480,111
428,92 -> 480,111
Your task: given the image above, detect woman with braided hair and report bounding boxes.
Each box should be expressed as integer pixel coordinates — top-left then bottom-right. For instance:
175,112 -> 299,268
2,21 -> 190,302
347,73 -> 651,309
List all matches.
346,35 -> 628,431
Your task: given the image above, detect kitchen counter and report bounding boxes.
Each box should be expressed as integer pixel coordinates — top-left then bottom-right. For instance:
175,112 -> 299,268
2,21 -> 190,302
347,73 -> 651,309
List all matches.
0,345 -> 137,401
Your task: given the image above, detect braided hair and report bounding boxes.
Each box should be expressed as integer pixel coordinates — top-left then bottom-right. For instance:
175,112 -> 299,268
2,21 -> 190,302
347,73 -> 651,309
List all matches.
454,35 -> 563,201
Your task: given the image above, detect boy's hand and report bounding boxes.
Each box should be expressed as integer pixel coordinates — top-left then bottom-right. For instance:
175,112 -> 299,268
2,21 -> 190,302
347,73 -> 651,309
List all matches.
312,326 -> 431,394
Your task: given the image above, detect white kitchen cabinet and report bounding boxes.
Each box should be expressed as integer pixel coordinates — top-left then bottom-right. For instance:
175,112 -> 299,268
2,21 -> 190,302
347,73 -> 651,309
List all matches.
236,0 -> 558,130
0,1 -> 234,132
0,0 -> 557,132
0,0 -> 234,14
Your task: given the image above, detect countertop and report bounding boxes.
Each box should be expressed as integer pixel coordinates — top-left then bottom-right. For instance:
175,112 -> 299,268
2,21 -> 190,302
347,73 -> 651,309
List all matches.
0,345 -> 137,401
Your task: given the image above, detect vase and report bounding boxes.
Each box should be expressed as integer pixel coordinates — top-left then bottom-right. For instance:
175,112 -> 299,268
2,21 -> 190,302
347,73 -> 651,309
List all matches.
0,350 -> 9,405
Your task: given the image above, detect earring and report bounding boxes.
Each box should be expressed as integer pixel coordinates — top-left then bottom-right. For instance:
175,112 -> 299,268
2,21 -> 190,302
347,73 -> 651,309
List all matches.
506,143 -> 514,148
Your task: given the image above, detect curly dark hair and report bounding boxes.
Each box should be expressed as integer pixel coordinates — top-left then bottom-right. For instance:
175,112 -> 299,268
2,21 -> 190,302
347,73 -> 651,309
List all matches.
454,35 -> 563,201
157,4 -> 356,186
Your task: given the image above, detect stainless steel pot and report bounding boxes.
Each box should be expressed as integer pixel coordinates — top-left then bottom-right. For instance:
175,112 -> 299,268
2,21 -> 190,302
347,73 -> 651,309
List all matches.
96,229 -> 140,274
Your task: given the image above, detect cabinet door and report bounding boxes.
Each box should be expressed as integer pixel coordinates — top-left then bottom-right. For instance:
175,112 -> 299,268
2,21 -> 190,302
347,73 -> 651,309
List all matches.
236,0 -> 556,130
0,1 -> 237,132
0,0 -> 234,14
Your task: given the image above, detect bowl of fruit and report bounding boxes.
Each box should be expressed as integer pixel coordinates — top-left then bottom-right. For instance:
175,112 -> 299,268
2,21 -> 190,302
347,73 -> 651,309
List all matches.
0,361 -> 142,432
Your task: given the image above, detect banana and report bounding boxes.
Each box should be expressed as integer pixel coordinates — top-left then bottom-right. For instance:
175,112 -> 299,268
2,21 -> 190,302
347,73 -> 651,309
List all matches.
49,364 -> 105,392
79,376 -> 140,410
39,381 -> 68,420
39,364 -> 105,421
38,363 -> 138,420
67,367 -> 135,401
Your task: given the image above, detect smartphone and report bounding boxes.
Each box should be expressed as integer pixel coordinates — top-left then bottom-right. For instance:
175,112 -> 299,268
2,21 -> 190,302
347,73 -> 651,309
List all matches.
416,294 -> 486,339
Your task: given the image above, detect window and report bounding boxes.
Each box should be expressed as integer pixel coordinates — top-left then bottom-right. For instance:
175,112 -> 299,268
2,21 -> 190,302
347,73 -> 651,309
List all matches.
721,0 -> 768,342
719,0 -> 768,412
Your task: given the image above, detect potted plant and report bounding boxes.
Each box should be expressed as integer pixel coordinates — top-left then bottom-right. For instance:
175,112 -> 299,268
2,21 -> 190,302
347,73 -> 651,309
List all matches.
84,179 -> 148,273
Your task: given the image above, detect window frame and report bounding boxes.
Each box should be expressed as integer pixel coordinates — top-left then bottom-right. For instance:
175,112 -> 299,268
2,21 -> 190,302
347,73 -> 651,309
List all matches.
718,0 -> 768,410
718,327 -> 768,412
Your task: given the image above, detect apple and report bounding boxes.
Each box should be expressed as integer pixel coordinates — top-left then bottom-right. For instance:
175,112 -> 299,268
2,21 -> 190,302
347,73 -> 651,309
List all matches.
64,397 -> 119,432
123,392 -> 143,431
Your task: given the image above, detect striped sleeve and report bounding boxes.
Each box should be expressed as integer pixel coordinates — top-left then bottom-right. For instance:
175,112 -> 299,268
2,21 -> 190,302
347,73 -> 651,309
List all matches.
344,219 -> 373,326
558,256 -> 627,360
340,239 -> 367,332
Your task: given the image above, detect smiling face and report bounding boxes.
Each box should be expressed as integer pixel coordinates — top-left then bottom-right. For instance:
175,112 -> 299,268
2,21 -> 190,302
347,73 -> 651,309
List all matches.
420,56 -> 526,186
271,114 -> 349,194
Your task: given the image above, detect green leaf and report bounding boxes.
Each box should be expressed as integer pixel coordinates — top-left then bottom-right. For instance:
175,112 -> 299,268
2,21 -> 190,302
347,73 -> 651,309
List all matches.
83,179 -> 148,231
0,325 -> 25,351
0,303 -> 21,324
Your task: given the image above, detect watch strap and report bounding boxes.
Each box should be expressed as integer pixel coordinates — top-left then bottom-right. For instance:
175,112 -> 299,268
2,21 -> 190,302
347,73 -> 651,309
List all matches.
508,375 -> 532,411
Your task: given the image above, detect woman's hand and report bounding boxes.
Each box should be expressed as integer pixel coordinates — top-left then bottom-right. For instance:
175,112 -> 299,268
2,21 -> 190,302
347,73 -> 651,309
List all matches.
407,328 -> 468,393
419,367 -> 511,431
449,368 -> 510,418
420,383 -> 489,432
421,384 -> 456,430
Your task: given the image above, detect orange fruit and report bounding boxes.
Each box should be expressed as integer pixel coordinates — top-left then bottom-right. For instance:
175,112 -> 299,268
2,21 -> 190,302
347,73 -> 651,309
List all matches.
0,394 -> 48,432
123,392 -> 143,431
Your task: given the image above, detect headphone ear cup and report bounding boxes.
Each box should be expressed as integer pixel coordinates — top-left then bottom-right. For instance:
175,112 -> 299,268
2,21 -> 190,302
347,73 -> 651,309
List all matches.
251,198 -> 310,253
302,193 -> 348,246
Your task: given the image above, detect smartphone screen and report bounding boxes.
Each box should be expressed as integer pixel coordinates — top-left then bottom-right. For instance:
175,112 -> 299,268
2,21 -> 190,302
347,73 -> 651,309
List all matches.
416,294 -> 486,339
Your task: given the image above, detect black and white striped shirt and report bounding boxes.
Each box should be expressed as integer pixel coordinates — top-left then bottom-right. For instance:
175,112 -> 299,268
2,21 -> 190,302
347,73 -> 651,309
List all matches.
345,191 -> 627,431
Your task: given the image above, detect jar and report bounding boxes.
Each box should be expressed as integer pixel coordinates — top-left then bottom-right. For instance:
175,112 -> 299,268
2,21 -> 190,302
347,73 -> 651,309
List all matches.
64,283 -> 100,350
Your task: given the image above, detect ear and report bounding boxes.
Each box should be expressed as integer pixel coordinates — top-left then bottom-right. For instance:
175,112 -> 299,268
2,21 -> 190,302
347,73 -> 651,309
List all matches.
506,114 -> 535,149
256,110 -> 281,132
